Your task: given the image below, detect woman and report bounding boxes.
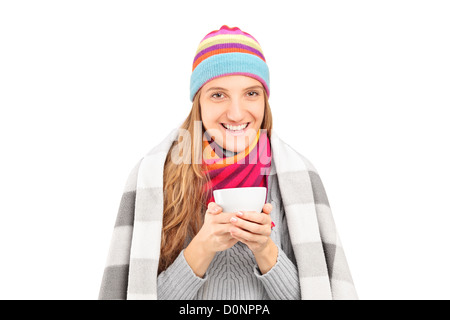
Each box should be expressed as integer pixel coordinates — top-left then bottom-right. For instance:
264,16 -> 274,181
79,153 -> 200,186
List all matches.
99,25 -> 357,300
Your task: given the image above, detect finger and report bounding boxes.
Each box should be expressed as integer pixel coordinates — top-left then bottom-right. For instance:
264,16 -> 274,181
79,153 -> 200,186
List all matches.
230,226 -> 265,243
207,202 -> 222,215
213,223 -> 235,236
217,233 -> 238,243
213,212 -> 237,224
262,203 -> 273,214
236,211 -> 270,225
229,232 -> 249,245
230,216 -> 270,236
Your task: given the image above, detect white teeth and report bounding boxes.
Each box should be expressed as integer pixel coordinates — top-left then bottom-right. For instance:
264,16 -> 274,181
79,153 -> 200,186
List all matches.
223,123 -> 248,131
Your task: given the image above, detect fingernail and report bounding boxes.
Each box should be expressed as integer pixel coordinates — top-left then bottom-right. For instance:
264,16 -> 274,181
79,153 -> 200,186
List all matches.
237,211 -> 243,217
230,217 -> 238,223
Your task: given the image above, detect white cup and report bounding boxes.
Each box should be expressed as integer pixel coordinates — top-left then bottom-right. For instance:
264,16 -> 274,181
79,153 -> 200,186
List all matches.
213,187 -> 267,213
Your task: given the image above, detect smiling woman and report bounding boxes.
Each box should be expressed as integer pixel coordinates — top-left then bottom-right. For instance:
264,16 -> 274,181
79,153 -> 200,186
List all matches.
99,25 -> 358,300
200,75 -> 267,153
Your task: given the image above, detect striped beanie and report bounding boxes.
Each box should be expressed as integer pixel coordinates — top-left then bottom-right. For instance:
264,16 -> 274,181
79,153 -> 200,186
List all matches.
190,25 -> 270,102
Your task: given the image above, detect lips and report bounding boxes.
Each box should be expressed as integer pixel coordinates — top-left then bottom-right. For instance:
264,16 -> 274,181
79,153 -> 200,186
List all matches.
221,122 -> 249,131
219,122 -> 251,138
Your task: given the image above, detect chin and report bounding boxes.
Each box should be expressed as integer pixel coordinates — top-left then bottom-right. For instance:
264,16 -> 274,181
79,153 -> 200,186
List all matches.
223,128 -> 259,153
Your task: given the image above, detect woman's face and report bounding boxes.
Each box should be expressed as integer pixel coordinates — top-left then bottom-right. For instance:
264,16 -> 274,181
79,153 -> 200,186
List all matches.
199,75 -> 265,153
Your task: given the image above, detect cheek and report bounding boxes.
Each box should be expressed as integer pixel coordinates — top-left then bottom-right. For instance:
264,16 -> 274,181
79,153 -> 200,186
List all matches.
201,105 -> 222,130
249,103 -> 265,125
202,113 -> 219,127
200,103 -> 212,122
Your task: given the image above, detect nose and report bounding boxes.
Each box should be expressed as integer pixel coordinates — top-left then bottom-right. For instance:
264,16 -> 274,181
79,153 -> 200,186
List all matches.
226,100 -> 245,123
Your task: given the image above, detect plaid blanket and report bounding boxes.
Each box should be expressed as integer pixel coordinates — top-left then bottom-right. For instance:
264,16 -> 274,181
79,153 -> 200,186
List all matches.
99,127 -> 358,300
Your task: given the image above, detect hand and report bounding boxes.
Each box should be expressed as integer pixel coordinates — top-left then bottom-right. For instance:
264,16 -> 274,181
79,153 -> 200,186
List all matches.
194,201 -> 239,254
229,203 -> 274,254
184,202 -> 240,277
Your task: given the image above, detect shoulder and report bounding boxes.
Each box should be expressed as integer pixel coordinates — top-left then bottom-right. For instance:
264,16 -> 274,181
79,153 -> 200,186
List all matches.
144,127 -> 180,158
122,158 -> 144,193
125,127 -> 180,190
135,127 -> 180,167
270,130 -> 330,205
270,130 -> 319,175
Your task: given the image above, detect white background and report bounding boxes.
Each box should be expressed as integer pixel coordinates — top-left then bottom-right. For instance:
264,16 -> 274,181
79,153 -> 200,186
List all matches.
1,0 -> 449,300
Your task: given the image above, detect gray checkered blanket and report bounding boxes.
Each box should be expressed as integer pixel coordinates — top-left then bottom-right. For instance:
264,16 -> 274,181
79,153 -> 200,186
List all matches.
99,128 -> 358,300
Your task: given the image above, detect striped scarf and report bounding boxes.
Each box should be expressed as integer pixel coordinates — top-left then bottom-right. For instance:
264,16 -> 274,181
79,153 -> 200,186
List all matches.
201,129 -> 272,207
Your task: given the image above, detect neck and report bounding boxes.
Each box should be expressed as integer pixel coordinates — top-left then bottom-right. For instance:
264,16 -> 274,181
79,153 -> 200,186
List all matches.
203,130 -> 239,158
219,144 -> 239,157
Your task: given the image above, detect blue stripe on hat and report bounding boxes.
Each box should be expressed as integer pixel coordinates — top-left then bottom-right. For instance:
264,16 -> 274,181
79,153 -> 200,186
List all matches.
189,52 -> 270,102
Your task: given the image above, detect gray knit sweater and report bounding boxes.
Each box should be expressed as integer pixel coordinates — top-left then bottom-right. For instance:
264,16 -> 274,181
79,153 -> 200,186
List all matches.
157,159 -> 301,300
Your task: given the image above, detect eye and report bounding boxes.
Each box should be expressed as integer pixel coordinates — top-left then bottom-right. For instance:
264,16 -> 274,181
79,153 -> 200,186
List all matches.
247,91 -> 260,97
211,92 -> 225,99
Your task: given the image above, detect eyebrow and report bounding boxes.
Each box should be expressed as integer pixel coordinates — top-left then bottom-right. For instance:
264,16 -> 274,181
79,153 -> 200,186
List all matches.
205,85 -> 264,93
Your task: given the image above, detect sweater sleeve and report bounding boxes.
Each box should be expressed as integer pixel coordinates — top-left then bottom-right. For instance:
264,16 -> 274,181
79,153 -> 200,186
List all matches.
253,246 -> 301,300
157,249 -> 208,300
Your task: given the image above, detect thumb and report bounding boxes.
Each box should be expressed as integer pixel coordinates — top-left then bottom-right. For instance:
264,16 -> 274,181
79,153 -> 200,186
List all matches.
262,203 -> 273,214
207,202 -> 223,215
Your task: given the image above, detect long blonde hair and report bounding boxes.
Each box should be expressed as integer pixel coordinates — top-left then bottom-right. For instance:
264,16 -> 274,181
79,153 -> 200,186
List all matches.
158,89 -> 273,274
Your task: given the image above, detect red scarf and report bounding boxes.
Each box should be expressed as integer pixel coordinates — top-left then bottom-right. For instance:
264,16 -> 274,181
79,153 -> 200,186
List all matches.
202,129 -> 272,207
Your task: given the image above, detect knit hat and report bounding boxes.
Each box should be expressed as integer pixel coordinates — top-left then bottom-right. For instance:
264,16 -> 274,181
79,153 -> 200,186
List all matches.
189,25 -> 270,102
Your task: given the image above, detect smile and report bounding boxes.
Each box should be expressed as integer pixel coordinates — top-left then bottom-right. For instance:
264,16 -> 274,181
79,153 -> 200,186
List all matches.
221,122 -> 249,131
